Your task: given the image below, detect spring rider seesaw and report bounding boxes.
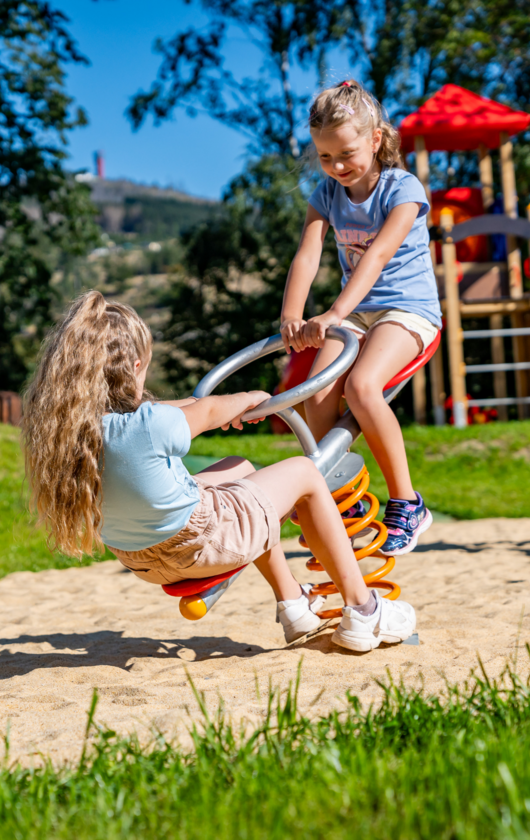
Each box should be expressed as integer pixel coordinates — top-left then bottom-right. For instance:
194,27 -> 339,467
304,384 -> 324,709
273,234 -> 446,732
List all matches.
162,326 -> 441,622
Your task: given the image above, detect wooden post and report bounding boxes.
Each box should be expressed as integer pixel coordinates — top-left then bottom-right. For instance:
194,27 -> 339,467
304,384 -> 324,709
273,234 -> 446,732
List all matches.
489,314 -> 508,421
500,132 -> 523,299
429,346 -> 446,425
512,311 -> 529,419
414,135 -> 432,223
481,139 -> 508,410
480,144 -> 508,413
412,134 -> 433,424
500,131 -> 526,416
478,144 -> 494,210
441,208 -> 467,427
412,367 -> 427,424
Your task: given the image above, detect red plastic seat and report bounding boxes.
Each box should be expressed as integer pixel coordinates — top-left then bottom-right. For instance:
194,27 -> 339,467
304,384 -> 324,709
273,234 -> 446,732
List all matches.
162,566 -> 247,598
384,331 -> 441,391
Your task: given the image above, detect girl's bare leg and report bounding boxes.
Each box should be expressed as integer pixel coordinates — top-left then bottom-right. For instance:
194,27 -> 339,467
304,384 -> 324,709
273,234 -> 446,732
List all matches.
245,457 -> 369,606
344,323 -> 419,500
303,338 -> 357,442
198,457 -> 301,601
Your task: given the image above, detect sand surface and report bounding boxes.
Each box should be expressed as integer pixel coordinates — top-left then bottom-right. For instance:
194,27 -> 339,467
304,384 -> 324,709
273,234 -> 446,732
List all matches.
1,517 -> 530,766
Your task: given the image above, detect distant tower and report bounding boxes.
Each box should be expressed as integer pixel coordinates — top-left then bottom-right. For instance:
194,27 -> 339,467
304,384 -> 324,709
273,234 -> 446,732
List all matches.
94,150 -> 105,179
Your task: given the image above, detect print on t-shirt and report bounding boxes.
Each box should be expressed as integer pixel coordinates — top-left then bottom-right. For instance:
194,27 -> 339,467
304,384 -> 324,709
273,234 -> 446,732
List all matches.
337,225 -> 379,277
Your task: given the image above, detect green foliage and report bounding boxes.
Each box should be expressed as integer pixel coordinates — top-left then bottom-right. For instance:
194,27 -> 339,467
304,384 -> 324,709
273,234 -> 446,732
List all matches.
2,660 -> 530,837
0,1 -> 100,389
162,154 -> 339,395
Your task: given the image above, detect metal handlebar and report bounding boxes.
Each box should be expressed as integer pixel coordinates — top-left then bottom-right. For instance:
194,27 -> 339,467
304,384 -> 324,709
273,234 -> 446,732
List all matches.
193,326 -> 359,421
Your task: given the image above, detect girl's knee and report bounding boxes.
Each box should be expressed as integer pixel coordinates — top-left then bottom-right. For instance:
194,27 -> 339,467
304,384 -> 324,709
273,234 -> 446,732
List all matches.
290,456 -> 324,489
345,373 -> 378,407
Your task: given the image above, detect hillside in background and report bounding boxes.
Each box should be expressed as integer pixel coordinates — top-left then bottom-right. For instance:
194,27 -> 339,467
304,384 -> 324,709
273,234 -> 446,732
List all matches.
87,177 -> 223,239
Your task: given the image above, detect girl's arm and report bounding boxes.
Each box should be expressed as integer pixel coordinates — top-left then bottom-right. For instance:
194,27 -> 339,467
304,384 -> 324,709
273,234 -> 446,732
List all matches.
158,397 -> 198,408
303,202 -> 422,347
280,205 -> 329,353
180,391 -> 270,438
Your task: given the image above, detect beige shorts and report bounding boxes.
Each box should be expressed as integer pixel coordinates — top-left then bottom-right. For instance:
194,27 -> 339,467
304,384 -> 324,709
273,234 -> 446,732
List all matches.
108,475 -> 280,586
342,309 -> 439,353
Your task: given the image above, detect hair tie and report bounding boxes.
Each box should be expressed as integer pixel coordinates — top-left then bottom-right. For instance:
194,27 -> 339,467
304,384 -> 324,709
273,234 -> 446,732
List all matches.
362,96 -> 375,118
339,103 -> 355,115
340,81 -> 351,87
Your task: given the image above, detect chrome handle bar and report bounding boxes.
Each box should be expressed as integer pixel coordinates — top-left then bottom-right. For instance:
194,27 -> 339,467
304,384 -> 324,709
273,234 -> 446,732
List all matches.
193,326 -> 359,421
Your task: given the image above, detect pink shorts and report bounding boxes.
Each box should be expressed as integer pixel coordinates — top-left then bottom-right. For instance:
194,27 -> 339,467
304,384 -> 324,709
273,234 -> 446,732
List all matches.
108,475 -> 281,585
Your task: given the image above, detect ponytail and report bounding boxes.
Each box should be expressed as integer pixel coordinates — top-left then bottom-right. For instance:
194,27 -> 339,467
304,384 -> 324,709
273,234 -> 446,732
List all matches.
309,79 -> 405,170
378,122 -> 403,169
23,291 -> 152,558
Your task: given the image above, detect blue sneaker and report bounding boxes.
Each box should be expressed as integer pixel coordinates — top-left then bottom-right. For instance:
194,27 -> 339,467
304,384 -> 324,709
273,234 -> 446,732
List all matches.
342,500 -> 367,520
342,500 -> 373,544
379,492 -> 433,556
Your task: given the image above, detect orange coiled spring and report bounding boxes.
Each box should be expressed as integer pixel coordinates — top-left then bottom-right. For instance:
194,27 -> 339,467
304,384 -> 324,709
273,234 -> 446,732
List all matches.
294,466 -> 400,620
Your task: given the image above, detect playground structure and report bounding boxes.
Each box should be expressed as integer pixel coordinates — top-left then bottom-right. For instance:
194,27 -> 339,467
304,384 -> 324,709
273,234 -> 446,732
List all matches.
163,326 -> 440,622
400,84 -> 530,427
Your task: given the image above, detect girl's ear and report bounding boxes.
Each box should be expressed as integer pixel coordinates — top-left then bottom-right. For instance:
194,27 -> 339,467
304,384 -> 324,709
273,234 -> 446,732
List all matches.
134,359 -> 142,373
372,127 -> 383,153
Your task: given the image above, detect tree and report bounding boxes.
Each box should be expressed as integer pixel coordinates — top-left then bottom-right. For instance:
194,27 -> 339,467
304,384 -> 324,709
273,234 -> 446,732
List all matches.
0,2 -> 100,390
127,0 -> 365,157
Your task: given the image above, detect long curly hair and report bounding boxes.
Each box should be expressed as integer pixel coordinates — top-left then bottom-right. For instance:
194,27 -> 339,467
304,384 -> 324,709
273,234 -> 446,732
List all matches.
23,291 -> 153,559
309,79 -> 404,170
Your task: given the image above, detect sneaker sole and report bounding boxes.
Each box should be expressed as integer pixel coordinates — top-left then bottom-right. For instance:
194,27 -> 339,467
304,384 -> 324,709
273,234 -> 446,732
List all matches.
331,627 -> 381,652
379,509 -> 433,557
332,619 -> 416,652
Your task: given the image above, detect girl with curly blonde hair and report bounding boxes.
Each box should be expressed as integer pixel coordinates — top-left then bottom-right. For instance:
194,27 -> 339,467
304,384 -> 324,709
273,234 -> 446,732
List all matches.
22,291 -> 415,652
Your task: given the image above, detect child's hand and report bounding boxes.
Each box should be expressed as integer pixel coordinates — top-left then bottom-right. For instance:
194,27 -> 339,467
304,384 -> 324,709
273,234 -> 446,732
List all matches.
221,391 -> 270,431
280,318 -> 307,354
302,311 -> 342,348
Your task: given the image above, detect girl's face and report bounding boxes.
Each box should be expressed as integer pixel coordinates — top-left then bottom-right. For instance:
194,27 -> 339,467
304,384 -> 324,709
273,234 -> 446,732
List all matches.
311,123 -> 382,189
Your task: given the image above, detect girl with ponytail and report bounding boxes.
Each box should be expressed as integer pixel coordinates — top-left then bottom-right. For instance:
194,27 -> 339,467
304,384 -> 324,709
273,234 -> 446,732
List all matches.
281,79 -> 442,556
23,291 -> 416,652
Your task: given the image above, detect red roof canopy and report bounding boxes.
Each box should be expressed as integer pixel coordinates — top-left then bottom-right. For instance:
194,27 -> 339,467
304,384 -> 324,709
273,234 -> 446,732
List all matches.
399,84 -> 530,153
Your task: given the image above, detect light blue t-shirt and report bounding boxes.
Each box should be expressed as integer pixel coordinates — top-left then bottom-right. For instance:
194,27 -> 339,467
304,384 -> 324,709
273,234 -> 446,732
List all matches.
309,168 -> 442,328
101,402 -> 200,551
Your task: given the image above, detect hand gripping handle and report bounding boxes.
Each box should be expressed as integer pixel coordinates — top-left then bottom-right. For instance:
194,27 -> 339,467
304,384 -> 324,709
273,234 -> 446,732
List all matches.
193,326 -> 359,421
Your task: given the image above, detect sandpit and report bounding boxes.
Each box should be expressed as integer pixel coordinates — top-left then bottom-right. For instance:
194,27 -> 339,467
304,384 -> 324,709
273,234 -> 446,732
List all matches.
0,517 -> 529,765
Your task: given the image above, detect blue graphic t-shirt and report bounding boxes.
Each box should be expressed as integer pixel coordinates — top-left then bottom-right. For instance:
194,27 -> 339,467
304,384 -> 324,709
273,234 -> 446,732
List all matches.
101,402 -> 200,551
309,168 -> 442,327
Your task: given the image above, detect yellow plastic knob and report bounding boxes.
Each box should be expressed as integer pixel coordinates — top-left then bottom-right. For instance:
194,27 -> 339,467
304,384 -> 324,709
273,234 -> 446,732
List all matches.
179,596 -> 208,621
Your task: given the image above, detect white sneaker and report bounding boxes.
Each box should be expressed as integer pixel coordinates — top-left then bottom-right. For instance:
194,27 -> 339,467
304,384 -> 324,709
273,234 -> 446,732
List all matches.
332,591 -> 416,653
277,583 -> 326,643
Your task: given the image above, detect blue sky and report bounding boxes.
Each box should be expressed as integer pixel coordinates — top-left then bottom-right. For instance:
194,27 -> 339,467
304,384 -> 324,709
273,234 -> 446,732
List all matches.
55,0 -> 352,199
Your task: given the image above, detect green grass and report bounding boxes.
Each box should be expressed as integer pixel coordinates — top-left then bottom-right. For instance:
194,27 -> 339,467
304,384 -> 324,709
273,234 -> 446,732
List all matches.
2,659 -> 530,838
2,421 -> 529,579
